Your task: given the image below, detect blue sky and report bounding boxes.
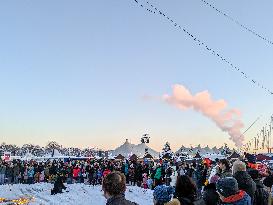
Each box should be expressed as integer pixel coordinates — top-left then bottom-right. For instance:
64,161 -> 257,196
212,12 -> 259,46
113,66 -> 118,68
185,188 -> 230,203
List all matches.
0,0 -> 272,151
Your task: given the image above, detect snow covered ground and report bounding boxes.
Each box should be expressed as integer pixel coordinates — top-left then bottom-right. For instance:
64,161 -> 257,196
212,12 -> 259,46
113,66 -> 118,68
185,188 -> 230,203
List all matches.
0,183 -> 153,205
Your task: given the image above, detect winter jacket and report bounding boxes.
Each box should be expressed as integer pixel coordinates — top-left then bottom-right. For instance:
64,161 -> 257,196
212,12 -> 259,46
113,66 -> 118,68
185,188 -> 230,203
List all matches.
220,190 -> 251,205
176,196 -> 206,205
106,194 -> 138,205
27,168 -> 35,178
13,165 -> 20,176
5,166 -> 13,177
73,167 -> 80,178
220,169 -> 233,178
154,167 -> 162,180
103,169 -> 111,177
263,174 -> 273,188
252,180 -> 269,205
0,165 -> 6,175
233,171 -> 256,200
202,183 -> 220,205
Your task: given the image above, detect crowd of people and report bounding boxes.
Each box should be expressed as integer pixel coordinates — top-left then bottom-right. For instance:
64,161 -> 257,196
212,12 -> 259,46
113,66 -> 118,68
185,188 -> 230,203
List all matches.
1,156 -> 273,205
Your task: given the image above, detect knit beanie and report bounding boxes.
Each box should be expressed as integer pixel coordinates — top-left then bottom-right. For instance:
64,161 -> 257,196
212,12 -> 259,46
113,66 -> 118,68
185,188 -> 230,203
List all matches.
216,177 -> 239,198
153,185 -> 175,204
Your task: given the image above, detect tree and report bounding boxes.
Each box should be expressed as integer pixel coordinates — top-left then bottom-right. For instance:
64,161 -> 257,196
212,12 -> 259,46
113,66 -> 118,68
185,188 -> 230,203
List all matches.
160,142 -> 174,160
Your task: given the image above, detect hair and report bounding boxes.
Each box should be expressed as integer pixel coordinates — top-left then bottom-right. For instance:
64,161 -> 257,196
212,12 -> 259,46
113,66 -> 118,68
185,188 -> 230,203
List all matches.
102,171 -> 126,196
232,160 -> 246,175
175,175 -> 197,201
219,159 -> 230,170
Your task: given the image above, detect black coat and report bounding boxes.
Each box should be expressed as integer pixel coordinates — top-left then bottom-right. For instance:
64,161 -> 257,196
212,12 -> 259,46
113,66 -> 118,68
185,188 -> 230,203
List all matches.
234,171 -> 256,200
253,180 -> 269,205
51,177 -> 66,195
202,183 -> 220,205
177,196 -> 206,205
106,195 -> 138,205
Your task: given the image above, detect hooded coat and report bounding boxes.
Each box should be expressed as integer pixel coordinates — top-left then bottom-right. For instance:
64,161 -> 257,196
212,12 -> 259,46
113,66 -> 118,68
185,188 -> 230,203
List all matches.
202,183 -> 220,205
233,171 -> 256,200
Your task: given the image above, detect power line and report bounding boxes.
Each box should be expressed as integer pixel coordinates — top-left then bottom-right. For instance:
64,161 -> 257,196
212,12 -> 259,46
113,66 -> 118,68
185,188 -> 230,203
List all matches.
241,116 -> 261,136
199,0 -> 273,46
132,0 -> 273,96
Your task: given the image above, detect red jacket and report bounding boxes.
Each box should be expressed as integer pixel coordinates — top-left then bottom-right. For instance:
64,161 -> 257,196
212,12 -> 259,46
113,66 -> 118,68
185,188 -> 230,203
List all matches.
103,169 -> 111,177
73,167 -> 81,178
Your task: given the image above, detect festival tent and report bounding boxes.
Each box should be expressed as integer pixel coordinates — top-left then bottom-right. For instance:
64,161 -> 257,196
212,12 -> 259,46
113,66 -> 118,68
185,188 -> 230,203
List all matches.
129,154 -> 138,161
110,139 -> 159,159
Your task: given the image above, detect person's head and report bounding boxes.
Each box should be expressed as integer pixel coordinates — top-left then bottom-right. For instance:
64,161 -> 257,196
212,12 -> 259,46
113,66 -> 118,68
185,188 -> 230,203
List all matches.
216,177 -> 239,201
219,159 -> 230,171
175,175 -> 197,201
232,160 -> 246,175
102,171 -> 126,199
153,185 -> 174,205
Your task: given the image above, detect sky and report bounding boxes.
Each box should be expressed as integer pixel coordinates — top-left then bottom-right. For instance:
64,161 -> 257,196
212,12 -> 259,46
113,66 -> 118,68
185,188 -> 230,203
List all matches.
0,0 -> 272,152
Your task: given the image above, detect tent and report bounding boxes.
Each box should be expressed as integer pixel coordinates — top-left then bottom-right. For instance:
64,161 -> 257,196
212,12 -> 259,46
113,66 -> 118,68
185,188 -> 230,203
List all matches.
129,154 -> 138,161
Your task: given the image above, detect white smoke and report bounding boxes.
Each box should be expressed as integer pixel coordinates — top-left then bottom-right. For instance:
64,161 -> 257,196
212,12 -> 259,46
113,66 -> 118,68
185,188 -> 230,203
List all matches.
163,84 -> 244,147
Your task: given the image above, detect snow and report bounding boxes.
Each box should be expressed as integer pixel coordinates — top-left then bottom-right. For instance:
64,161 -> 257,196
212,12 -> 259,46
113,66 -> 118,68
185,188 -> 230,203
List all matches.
0,183 -> 153,205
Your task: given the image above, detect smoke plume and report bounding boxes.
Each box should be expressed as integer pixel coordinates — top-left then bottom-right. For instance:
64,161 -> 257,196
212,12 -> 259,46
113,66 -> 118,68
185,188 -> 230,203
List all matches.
163,84 -> 244,147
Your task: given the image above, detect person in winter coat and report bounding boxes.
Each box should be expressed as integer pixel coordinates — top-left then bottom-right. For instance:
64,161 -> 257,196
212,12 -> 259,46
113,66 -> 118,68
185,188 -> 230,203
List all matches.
103,168 -> 111,177
174,175 -> 206,205
5,164 -> 13,184
154,164 -> 163,187
128,164 -> 135,186
219,159 -> 232,178
73,165 -> 81,183
44,165 -> 50,182
153,185 -> 179,205
27,166 -> 35,184
248,169 -> 270,205
51,175 -> 67,195
13,163 -> 20,184
102,171 -> 138,205
0,162 -> 6,184
263,170 -> 273,192
135,163 -> 143,187
232,161 -> 256,201
202,175 -> 220,205
216,177 -> 251,205
165,165 -> 173,186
